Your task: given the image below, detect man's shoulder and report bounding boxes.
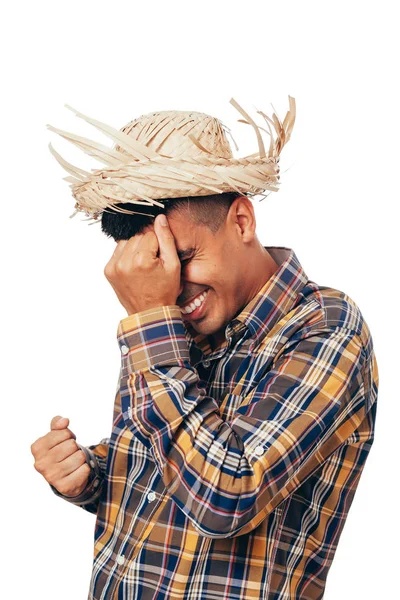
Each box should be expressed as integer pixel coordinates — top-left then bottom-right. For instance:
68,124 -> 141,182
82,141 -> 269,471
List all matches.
292,282 -> 372,352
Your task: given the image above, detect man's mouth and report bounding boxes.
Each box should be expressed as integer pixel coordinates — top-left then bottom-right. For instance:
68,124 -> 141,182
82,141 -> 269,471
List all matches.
179,288 -> 210,317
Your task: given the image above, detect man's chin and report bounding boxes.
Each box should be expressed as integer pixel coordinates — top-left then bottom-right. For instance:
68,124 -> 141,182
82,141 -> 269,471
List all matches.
182,316 -> 208,334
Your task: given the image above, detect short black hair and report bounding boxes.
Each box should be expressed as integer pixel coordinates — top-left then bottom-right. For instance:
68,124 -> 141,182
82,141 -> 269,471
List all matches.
100,191 -> 246,241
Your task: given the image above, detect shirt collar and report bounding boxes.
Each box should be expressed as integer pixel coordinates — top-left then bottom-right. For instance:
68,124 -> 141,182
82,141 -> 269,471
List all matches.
184,246 -> 309,354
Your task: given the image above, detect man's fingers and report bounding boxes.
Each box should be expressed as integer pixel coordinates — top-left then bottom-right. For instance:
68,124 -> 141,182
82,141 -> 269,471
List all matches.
154,214 -> 179,265
48,415 -> 77,451
31,427 -> 77,460
55,461 -> 91,495
112,239 -> 129,259
113,229 -> 154,261
55,447 -> 87,478
131,231 -> 159,265
105,235 -> 145,279
106,222 -> 160,275
51,437 -> 81,463
108,231 -> 159,276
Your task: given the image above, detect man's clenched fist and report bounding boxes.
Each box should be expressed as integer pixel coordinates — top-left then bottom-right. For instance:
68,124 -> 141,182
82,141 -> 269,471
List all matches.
30,416 -> 91,497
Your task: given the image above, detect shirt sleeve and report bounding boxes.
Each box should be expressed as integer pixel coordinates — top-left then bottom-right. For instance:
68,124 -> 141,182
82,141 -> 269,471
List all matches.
50,438 -> 110,515
117,305 -> 369,539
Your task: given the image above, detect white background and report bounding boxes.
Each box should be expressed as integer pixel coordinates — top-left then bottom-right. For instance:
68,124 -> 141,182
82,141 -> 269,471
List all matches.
2,1 -> 397,598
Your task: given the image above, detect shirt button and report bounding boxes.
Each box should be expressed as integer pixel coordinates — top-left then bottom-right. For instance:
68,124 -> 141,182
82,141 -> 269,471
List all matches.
89,460 -> 95,468
255,445 -> 264,456
121,344 -> 129,355
147,491 -> 156,502
116,554 -> 125,565
203,359 -> 210,367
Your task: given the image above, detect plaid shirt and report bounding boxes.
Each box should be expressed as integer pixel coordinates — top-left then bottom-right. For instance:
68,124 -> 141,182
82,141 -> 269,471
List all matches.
50,246 -> 379,600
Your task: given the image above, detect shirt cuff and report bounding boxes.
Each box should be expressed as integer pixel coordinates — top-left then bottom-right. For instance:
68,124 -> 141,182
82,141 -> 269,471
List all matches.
49,444 -> 103,505
116,305 -> 190,375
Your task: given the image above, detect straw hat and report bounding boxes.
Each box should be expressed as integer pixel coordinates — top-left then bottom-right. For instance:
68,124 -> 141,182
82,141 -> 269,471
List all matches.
46,95 -> 296,224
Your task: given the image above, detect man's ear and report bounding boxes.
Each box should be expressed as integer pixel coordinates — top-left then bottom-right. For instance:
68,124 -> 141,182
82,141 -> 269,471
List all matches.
231,196 -> 256,242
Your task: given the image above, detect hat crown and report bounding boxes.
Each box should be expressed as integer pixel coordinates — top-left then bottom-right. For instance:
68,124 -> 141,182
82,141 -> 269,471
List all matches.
114,110 -> 234,160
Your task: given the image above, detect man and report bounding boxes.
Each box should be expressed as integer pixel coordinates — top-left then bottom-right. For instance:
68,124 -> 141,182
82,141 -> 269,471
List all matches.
32,99 -> 378,599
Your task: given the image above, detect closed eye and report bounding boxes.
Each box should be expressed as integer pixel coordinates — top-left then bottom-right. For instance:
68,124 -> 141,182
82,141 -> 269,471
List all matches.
178,247 -> 196,263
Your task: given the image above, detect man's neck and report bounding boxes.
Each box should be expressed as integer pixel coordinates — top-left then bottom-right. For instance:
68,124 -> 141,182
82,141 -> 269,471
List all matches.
209,330 -> 226,350
208,246 -> 279,352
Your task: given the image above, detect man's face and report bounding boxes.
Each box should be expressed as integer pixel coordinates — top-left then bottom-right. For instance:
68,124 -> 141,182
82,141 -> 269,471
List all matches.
142,198 -> 258,340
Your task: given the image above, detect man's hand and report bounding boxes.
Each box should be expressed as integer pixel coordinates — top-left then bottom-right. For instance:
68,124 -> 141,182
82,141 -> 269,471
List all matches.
30,416 -> 91,497
104,214 -> 182,316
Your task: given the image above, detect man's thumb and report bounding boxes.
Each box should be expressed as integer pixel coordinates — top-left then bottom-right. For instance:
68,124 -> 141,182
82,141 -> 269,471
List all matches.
51,415 -> 69,430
